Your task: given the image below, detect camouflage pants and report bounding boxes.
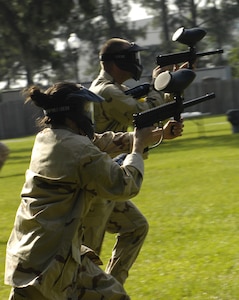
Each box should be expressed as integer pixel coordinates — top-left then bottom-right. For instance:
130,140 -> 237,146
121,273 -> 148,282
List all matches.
8,256 -> 130,300
83,199 -> 149,284
0,142 -> 9,170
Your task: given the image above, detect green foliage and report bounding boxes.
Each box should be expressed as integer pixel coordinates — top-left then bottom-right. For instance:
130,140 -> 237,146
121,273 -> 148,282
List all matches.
78,0 -> 97,17
0,0 -> 147,86
1,0 -> 238,85
135,0 -> 239,69
0,0 -> 75,85
1,115 -> 239,298
71,0 -> 147,76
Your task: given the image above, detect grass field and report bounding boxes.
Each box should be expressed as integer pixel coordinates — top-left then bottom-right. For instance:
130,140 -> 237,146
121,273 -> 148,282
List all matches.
0,115 -> 239,299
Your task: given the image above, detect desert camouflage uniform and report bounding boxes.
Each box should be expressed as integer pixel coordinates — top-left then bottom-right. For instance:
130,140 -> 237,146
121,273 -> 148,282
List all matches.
82,70 -> 171,284
91,70 -> 170,133
5,128 -> 143,300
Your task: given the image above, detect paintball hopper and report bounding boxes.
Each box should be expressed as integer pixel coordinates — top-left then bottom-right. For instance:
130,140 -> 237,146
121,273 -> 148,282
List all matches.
172,27 -> 206,47
154,69 -> 196,93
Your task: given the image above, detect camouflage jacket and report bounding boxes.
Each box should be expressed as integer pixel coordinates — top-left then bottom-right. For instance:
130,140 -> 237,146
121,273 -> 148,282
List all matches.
5,128 -> 142,290
90,70 -> 171,133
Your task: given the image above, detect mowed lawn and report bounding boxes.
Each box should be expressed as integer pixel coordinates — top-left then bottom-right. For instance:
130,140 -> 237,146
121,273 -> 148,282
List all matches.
0,115 -> 239,299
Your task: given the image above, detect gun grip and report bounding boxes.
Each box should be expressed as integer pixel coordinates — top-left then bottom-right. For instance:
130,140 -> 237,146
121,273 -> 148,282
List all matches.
171,125 -> 176,136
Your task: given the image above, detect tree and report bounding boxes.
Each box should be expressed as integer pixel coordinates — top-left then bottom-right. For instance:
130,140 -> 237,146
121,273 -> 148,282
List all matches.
133,0 -> 239,69
199,0 -> 239,45
0,0 -> 148,87
0,0 -> 74,87
64,0 -> 148,80
129,0 -> 172,50
170,0 -> 205,27
197,0 -> 239,66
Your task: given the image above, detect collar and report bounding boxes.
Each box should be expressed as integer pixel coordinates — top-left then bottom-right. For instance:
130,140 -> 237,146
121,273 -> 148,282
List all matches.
99,69 -> 114,82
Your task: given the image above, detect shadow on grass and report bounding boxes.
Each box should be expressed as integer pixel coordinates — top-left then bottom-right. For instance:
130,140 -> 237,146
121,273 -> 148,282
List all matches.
7,147 -> 32,156
6,157 -> 30,165
153,133 -> 239,153
5,147 -> 32,165
0,173 -> 25,179
8,146 -> 32,152
0,239 -> 8,246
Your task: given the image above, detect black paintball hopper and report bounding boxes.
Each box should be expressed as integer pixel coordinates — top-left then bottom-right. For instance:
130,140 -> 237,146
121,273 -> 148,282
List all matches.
154,69 -> 196,93
172,27 -> 206,47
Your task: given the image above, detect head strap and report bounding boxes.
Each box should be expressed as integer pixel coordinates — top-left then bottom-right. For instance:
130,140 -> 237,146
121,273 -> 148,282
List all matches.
100,42 -> 147,61
43,87 -> 104,116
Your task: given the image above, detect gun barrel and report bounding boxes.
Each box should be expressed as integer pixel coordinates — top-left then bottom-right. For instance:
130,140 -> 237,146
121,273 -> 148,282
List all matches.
133,93 -> 215,128
156,49 -> 223,67
196,49 -> 224,57
183,92 -> 215,108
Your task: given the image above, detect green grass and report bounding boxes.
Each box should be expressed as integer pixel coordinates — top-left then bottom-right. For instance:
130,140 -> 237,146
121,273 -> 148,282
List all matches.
1,115 -> 239,299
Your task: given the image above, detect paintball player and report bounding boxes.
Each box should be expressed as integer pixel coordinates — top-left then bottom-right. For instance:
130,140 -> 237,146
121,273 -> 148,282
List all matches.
83,37 -> 184,284
4,82 -> 180,300
90,37 -> 173,133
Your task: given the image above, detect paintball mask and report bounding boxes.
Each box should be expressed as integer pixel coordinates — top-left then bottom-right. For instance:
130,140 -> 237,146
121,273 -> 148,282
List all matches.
44,85 -> 104,139
100,43 -> 147,81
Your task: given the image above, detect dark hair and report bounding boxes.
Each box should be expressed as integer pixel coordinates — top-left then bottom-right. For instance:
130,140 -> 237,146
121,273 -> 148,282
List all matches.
23,82 -> 84,129
99,38 -> 131,57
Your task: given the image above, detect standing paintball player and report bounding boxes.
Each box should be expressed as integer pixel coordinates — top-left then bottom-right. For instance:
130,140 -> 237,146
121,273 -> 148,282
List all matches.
83,37 -> 183,284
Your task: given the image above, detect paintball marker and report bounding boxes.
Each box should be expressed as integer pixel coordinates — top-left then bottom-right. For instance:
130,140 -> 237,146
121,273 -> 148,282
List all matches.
156,27 -> 223,69
126,27 -> 223,100
133,68 -> 215,129
124,83 -> 150,99
133,92 -> 215,129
